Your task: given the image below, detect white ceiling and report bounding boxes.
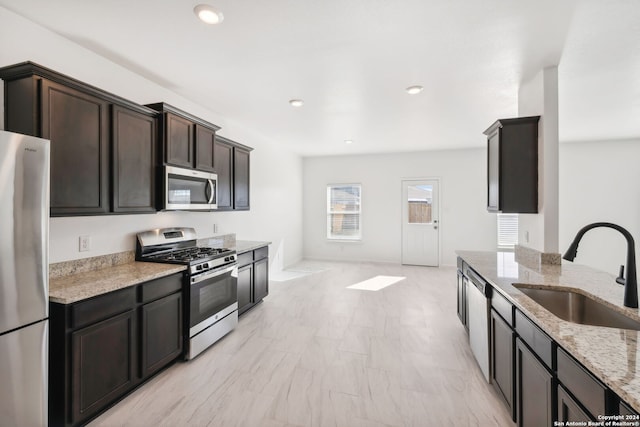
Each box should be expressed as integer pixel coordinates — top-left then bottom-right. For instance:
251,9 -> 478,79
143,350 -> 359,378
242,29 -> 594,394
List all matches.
1,0 -> 639,156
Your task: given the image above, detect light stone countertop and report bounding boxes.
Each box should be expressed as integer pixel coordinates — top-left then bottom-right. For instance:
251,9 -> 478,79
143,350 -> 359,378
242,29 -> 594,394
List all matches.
48,238 -> 269,304
49,262 -> 187,304
234,240 -> 271,254
456,250 -> 640,412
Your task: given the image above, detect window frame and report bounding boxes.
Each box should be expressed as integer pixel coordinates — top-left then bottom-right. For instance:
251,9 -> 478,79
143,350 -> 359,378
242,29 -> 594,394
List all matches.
326,183 -> 362,241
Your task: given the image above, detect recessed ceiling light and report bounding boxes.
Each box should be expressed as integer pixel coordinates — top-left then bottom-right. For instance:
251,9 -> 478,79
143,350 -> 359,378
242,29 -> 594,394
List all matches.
344,139 -> 354,144
194,4 -> 224,24
289,99 -> 304,107
405,85 -> 424,95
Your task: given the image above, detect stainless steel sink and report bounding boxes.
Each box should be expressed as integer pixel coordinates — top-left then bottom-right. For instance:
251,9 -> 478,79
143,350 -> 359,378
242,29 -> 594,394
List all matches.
513,284 -> 640,331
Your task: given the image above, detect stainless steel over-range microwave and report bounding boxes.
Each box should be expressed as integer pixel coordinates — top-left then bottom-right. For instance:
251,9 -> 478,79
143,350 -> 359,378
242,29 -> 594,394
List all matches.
164,165 -> 217,211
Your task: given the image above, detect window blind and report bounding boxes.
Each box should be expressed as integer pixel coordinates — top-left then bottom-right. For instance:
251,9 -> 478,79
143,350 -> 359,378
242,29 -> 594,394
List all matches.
497,213 -> 518,249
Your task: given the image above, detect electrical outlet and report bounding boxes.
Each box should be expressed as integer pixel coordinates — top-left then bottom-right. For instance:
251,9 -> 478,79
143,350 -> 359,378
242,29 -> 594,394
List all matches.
525,231 -> 530,243
213,223 -> 218,234
79,235 -> 91,252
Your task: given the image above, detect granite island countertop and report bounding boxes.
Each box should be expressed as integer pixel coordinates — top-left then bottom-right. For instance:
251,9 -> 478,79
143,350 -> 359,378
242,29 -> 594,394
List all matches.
50,262 -> 187,304
456,250 -> 640,412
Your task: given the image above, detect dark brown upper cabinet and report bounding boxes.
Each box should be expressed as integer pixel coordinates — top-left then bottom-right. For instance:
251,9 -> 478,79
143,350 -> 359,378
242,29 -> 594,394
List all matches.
214,136 -> 234,210
111,105 -> 157,213
234,146 -> 251,210
195,124 -> 216,172
0,61 -> 158,216
146,103 -> 220,172
165,113 -> 193,168
484,116 -> 540,213
214,135 -> 253,211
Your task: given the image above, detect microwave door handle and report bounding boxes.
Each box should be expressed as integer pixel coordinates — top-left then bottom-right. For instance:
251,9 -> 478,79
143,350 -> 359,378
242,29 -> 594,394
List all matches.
207,179 -> 215,204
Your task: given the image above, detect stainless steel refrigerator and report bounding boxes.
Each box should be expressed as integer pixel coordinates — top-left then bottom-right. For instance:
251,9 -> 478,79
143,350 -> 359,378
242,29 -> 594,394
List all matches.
0,130 -> 49,426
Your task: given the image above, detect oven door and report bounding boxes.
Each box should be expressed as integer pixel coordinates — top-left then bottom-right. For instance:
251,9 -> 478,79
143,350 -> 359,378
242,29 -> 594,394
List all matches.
165,165 -> 217,211
189,264 -> 238,335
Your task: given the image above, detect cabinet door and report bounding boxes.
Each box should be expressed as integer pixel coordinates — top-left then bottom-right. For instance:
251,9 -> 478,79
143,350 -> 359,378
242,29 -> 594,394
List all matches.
491,309 -> 515,420
41,79 -> 110,215
112,105 -> 157,213
254,257 -> 269,303
558,384 -> 592,422
238,264 -> 253,314
233,147 -> 250,210
140,292 -> 183,378
165,112 -> 193,167
71,310 -> 135,424
194,124 -> 216,172
620,400 -> 639,416
214,139 -> 234,210
487,130 -> 500,211
516,338 -> 554,427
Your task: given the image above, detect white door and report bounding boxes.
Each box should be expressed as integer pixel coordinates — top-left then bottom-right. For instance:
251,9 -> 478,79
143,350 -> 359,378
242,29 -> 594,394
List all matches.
401,179 -> 439,266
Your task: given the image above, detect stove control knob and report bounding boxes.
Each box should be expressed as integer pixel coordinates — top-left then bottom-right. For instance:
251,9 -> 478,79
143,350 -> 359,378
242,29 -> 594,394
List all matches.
196,265 -> 202,271
203,263 -> 209,269
224,256 -> 230,262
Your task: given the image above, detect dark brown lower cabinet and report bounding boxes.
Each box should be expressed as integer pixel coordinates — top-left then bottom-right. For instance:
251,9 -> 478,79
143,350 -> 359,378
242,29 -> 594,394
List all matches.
558,384 -> 591,423
516,337 -> 554,427
237,264 -> 253,314
140,292 -> 182,377
491,309 -> 515,420
620,400 -> 639,416
71,311 -> 135,423
254,257 -> 269,302
50,273 -> 184,427
237,245 -> 269,316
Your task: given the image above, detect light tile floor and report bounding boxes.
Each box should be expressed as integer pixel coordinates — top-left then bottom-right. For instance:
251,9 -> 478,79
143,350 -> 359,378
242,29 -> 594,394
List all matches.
90,260 -> 515,427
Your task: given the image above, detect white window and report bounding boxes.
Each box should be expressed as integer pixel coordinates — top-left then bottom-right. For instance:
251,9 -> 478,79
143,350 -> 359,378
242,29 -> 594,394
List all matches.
497,213 -> 518,250
327,184 -> 361,240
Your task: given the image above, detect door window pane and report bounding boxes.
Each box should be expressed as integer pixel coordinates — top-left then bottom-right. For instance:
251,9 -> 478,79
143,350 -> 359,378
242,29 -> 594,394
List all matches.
407,184 -> 432,224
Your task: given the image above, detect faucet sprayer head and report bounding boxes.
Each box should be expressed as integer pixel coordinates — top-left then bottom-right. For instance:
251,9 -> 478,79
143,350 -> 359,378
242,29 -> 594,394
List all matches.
563,240 -> 579,261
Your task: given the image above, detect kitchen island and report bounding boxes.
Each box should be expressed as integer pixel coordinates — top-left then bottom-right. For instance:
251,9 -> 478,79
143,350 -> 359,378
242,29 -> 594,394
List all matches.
457,250 -> 640,421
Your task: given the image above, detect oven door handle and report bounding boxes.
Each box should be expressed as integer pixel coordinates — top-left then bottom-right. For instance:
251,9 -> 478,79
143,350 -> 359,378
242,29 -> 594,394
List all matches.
191,264 -> 237,285
207,179 -> 215,204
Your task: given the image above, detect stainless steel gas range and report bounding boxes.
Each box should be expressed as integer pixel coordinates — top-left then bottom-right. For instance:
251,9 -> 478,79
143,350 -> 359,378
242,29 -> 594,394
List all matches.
136,227 -> 238,360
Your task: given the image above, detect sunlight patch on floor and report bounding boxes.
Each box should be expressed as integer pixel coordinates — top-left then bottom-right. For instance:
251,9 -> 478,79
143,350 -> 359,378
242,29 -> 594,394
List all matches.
347,275 -> 406,291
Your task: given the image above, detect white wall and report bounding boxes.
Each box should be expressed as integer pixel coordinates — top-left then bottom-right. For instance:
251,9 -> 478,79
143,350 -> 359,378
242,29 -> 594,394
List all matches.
518,66 -> 560,254
0,6 -> 303,268
559,139 -> 640,276
303,148 -> 497,266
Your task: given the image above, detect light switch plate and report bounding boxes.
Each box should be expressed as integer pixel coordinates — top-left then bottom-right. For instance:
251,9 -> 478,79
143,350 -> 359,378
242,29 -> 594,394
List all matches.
79,235 -> 91,252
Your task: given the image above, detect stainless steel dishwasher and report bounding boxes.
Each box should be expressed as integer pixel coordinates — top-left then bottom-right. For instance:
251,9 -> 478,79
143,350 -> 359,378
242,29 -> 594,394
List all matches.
467,268 -> 491,382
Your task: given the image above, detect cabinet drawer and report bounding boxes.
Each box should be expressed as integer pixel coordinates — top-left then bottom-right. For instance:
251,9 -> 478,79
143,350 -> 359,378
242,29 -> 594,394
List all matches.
140,273 -> 183,304
557,347 -> 607,418
515,309 -> 553,370
71,287 -> 136,330
255,246 -> 269,261
237,251 -> 253,267
491,289 -> 513,326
